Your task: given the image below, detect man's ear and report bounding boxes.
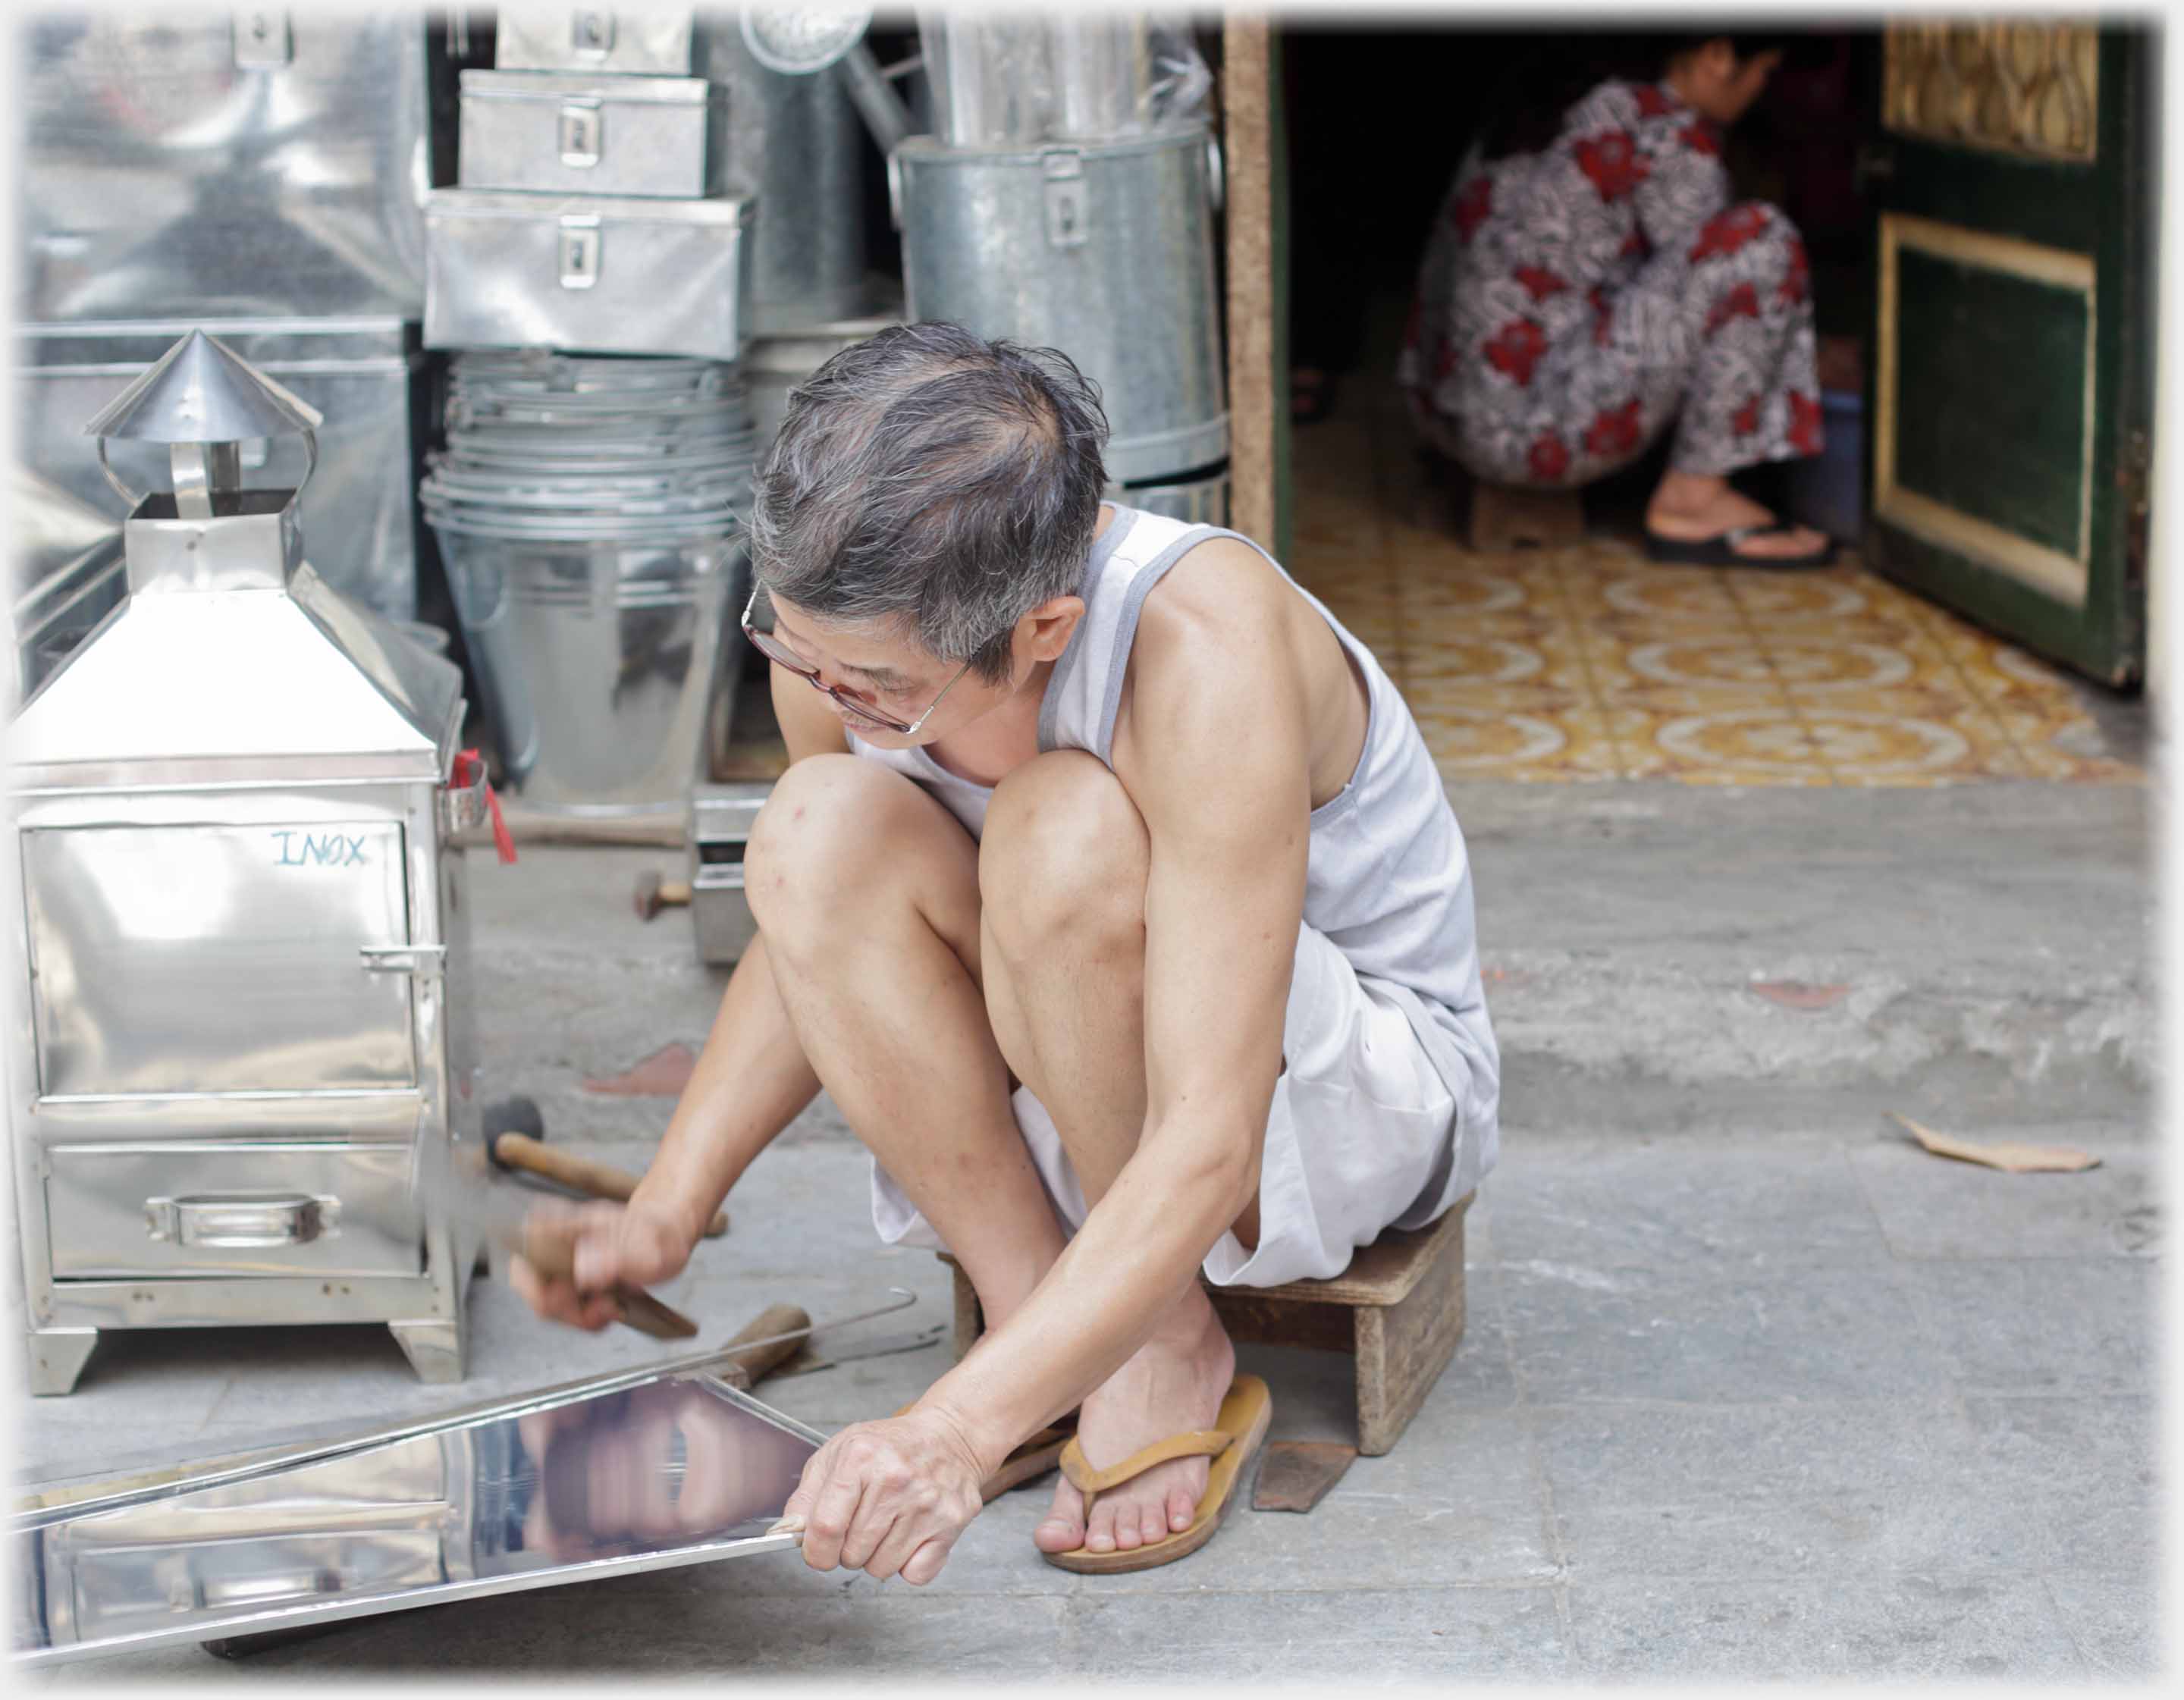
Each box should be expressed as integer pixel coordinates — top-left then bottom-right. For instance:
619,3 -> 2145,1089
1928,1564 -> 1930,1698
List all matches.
1022,596 -> 1085,664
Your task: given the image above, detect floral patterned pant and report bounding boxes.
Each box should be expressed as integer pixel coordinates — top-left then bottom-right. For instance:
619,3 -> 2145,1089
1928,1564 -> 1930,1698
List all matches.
1447,201 -> 1823,488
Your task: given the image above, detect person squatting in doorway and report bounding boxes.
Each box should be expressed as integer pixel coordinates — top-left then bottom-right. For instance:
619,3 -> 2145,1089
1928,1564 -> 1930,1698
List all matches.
1401,33 -> 1835,566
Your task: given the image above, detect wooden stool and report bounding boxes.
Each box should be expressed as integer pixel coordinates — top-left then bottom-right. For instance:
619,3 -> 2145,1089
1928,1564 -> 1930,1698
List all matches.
1469,482 -> 1586,551
939,1191 -> 1472,1457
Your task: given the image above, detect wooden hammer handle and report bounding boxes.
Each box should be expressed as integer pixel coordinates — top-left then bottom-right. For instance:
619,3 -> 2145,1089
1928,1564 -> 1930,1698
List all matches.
494,1132 -> 729,1238
711,1302 -> 812,1391
514,1225 -> 699,1342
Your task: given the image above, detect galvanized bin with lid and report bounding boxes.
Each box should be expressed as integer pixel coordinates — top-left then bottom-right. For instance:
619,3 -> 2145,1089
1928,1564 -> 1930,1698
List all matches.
6,332 -> 488,1395
457,70 -> 726,199
893,125 -> 1227,485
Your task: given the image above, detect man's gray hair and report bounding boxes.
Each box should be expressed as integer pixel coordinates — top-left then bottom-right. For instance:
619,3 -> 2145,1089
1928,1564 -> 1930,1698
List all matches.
747,321 -> 1111,684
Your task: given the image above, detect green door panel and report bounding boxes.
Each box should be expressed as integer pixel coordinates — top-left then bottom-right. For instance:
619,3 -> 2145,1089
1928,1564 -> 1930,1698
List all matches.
1892,246 -> 2088,558
1863,24 -> 2152,687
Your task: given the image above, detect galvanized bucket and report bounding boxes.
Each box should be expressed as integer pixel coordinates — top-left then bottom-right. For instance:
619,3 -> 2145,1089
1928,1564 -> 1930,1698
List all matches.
422,350 -> 755,814
894,124 -> 1226,485
1115,462 -> 1230,529
431,522 -> 746,816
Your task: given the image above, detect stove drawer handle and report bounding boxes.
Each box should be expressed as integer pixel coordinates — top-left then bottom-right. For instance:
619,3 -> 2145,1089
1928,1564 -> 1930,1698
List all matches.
145,1193 -> 340,1248
360,945 -> 447,980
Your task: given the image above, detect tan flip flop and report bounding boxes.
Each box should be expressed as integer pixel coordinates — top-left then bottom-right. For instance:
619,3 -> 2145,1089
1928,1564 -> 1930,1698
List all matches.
1040,1373 -> 1273,1575
895,1404 -> 1075,1503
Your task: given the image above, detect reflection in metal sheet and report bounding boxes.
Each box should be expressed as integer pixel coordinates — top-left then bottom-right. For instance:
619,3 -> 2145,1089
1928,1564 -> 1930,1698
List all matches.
14,1374 -> 822,1667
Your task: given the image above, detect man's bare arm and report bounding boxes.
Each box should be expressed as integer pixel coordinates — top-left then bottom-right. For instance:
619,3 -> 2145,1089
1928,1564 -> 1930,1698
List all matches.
516,664 -> 849,1328
629,663 -> 849,1240
921,551 -> 1312,1469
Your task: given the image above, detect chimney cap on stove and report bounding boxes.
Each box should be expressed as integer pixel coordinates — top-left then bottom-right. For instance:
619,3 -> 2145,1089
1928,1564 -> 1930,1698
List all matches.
82,329 -> 323,445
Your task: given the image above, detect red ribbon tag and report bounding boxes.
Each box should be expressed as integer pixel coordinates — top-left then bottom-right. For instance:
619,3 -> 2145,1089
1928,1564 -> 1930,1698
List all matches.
453,748 -> 517,864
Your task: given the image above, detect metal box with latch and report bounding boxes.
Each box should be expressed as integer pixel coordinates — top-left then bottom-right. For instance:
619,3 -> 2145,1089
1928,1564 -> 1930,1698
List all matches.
457,71 -> 726,199
494,7 -> 698,76
424,190 -> 754,361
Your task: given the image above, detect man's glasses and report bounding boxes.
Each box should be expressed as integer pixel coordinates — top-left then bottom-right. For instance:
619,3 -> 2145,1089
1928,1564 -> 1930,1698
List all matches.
740,582 -> 977,738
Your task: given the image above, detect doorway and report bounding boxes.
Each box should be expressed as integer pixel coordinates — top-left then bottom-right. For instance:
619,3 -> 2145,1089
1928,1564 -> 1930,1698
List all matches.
1281,21 -> 2151,786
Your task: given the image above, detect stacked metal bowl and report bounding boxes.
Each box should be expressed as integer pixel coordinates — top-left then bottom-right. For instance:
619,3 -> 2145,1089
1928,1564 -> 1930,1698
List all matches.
421,351 -> 756,816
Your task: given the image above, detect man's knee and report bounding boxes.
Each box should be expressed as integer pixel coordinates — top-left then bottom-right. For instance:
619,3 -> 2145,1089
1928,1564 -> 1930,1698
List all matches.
980,751 -> 1148,957
745,754 -> 907,937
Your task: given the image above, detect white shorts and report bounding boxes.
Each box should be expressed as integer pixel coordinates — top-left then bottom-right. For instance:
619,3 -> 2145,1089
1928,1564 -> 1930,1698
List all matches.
870,921 -> 1463,1289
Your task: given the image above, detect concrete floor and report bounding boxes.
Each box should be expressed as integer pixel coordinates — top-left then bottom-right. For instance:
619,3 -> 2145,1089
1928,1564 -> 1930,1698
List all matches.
11,778 -> 2164,1683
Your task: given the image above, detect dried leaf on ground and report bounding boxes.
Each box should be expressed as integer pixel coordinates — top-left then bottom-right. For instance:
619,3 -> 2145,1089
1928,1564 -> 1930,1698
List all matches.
1889,1112 -> 2101,1174
1749,979 -> 1851,1010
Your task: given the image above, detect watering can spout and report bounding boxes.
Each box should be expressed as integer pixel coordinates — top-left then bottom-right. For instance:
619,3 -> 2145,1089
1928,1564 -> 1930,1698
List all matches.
837,42 -> 914,155
741,5 -> 915,156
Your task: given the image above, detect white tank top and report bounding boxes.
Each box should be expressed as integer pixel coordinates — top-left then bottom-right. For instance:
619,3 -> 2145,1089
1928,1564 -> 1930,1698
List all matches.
847,507 -> 1499,1212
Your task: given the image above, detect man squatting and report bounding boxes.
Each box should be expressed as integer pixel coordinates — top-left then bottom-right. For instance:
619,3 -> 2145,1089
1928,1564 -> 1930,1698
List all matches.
513,323 -> 1500,1580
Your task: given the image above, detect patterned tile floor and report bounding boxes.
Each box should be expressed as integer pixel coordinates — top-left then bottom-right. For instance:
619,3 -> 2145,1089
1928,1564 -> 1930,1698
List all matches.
1289,407 -> 2145,788
715,407 -> 2144,791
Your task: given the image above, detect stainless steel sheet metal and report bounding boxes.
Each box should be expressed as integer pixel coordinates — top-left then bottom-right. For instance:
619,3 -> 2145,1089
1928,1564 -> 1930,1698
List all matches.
12,1372 -> 821,1667
17,14 -> 429,323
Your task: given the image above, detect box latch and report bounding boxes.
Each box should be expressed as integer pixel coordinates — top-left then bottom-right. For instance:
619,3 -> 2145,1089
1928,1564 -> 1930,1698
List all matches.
1042,149 -> 1089,249
232,8 -> 292,70
570,9 -> 615,59
559,99 -> 604,168
558,216 -> 603,290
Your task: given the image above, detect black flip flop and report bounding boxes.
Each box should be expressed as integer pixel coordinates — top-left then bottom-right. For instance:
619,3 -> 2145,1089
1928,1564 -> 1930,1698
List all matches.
1644,522 -> 1836,569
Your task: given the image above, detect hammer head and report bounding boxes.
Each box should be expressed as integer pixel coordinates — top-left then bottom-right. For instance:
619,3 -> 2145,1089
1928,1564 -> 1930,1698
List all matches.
482,1095 -> 545,1171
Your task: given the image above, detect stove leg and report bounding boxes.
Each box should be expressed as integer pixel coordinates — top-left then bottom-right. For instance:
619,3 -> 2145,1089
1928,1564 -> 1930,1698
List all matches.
27,1327 -> 99,1396
388,1318 -> 464,1384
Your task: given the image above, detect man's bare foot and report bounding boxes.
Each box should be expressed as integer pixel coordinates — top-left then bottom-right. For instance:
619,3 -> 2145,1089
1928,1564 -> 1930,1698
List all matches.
1647,470 -> 1828,561
1034,1285 -> 1237,1557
